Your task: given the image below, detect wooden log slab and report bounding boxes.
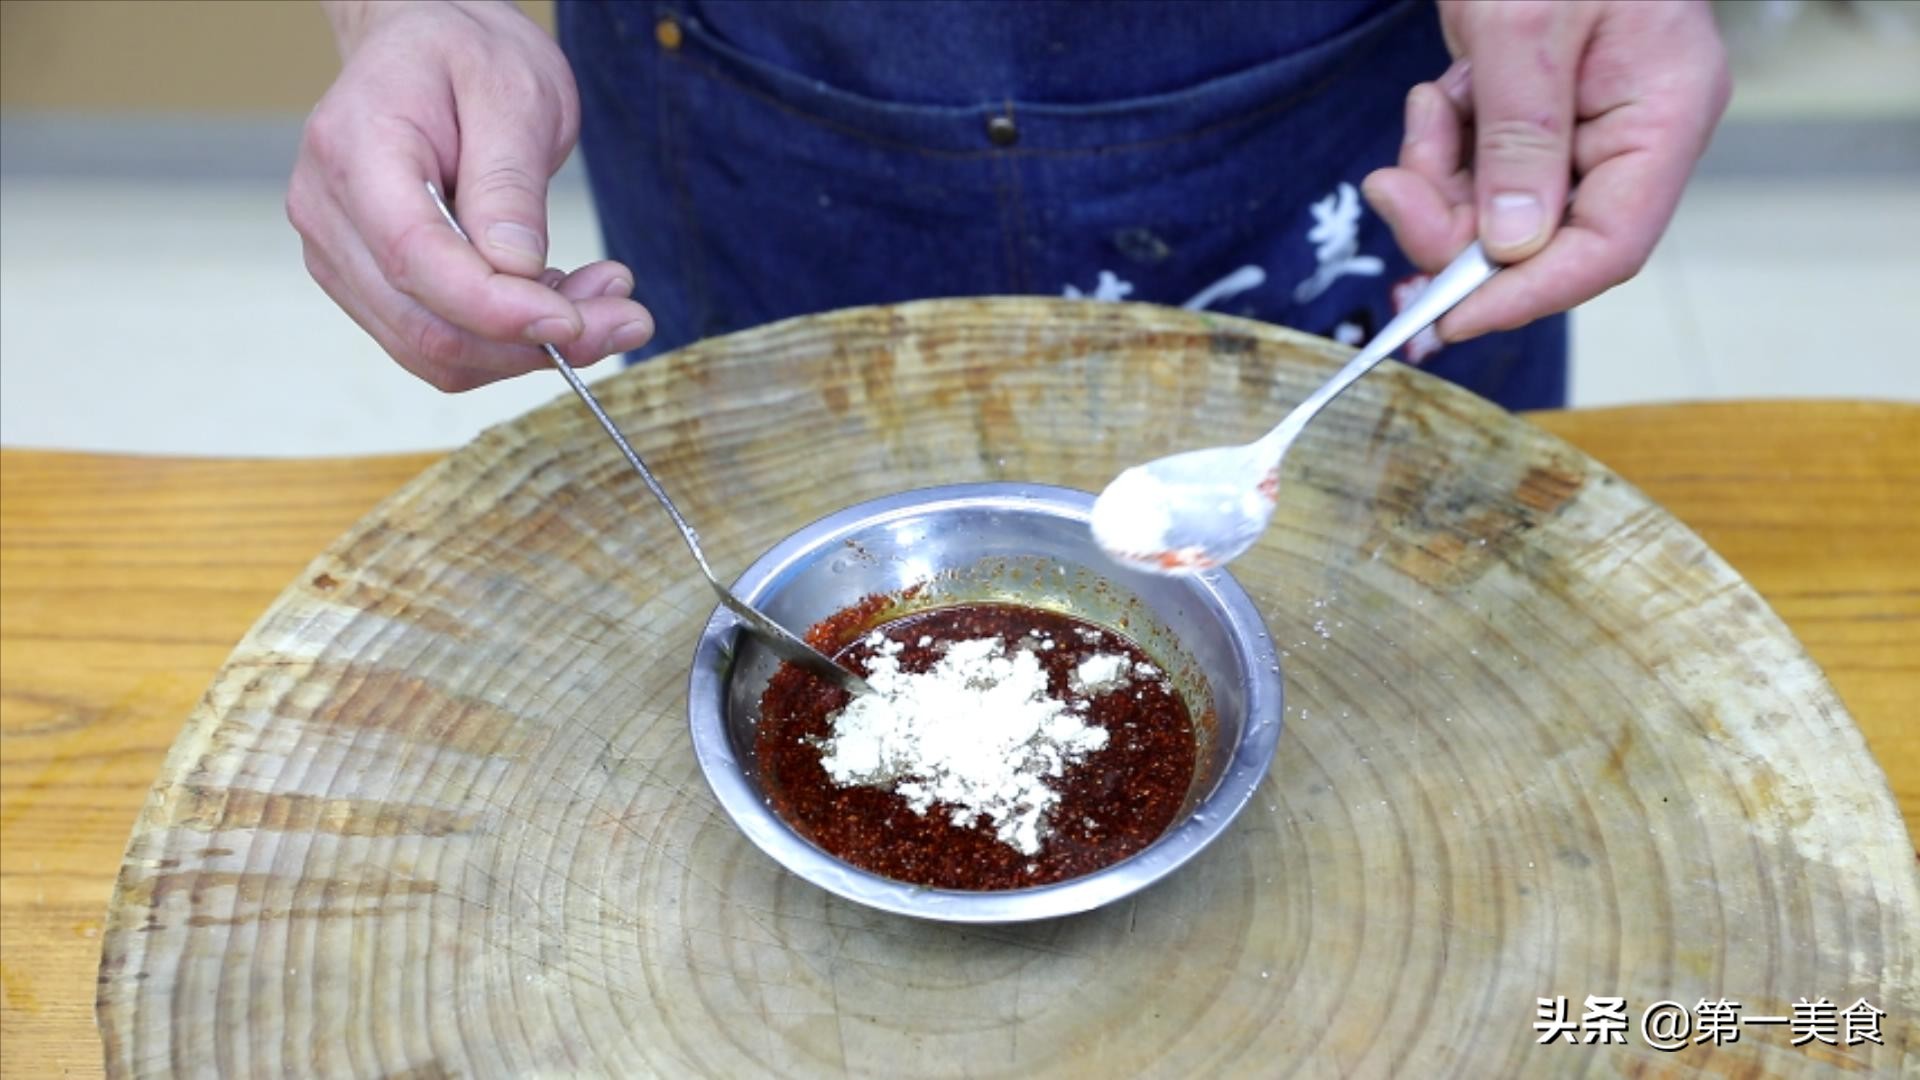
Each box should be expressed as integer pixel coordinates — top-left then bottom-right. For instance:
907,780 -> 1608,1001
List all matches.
97,298 -> 1917,1076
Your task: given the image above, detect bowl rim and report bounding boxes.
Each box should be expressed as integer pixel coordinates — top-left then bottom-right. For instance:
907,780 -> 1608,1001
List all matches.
687,482 -> 1284,923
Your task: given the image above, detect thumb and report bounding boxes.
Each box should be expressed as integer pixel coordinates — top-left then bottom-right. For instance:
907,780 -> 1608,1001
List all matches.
1464,7 -> 1583,262
451,87 -> 567,278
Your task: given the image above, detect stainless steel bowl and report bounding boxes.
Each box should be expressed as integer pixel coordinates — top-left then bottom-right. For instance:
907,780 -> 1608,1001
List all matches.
688,483 -> 1283,923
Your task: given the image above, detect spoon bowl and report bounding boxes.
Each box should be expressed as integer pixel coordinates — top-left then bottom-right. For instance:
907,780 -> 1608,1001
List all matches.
1091,447 -> 1274,572
1094,241 -> 1499,575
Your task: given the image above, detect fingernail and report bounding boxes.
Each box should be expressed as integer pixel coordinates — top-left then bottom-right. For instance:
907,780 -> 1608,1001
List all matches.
605,319 -> 652,353
1486,192 -> 1543,250
601,275 -> 633,299
525,316 -> 576,344
488,222 -> 546,263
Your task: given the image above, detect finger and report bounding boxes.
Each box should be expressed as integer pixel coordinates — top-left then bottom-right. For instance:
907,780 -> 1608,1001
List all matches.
1366,62 -> 1478,275
365,304 -> 554,392
1436,146 -> 1671,342
451,77 -> 566,278
300,232 -> 436,377
323,174 -> 651,384
1434,225 -> 1613,343
301,237 -> 364,328
515,265 -> 650,357
548,295 -> 655,365
535,261 -> 631,297
1362,166 -> 1475,273
305,235 -> 534,390
1463,3 -> 1585,262
314,201 -> 581,390
1572,82 -> 1724,194
339,131 -> 583,346
1437,58 -> 1473,112
1399,82 -> 1472,203
550,262 -> 651,362
554,260 -> 635,301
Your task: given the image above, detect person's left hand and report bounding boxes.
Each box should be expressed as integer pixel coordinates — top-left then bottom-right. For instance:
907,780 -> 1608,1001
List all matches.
1362,0 -> 1730,343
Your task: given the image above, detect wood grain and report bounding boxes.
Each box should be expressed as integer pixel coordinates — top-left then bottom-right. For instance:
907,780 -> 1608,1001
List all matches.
1532,402 -> 1920,837
2,456 -> 437,1077
2,300 -> 1913,1076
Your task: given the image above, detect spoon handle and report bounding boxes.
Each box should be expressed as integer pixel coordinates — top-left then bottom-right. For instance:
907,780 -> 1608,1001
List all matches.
424,182 -> 872,696
423,184 -> 721,576
1261,241 -> 1498,455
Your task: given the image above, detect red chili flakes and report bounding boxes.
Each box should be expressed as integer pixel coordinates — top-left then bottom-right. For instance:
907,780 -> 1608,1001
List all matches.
756,603 -> 1197,891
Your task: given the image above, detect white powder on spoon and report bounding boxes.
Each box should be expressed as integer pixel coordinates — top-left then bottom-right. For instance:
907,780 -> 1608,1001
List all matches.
1090,466 -> 1175,558
818,632 -> 1129,855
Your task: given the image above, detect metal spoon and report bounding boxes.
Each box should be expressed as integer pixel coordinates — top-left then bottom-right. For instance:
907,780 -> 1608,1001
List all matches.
426,182 -> 872,695
1091,240 -> 1499,574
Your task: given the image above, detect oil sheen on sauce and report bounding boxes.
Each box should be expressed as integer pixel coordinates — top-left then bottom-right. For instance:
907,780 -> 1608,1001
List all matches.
756,603 -> 1197,890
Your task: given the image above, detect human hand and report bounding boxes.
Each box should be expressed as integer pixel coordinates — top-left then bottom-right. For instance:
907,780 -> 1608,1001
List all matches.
1363,0 -> 1730,342
288,0 -> 653,391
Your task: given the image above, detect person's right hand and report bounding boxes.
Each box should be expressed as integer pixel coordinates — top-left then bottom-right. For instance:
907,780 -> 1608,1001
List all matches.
289,0 -> 653,392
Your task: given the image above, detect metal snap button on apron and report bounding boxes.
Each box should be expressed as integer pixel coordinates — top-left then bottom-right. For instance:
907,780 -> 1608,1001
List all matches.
986,114 -> 1018,147
655,17 -> 683,51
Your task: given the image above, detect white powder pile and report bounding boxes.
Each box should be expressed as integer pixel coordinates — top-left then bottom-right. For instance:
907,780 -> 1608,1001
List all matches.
818,632 -> 1132,855
1071,653 -> 1131,696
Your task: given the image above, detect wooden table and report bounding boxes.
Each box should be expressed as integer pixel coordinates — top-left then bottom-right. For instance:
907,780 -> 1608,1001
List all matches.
3,400 -> 1914,1076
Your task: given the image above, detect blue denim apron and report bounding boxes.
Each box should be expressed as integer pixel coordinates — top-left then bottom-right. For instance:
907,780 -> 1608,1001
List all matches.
558,0 -> 1567,410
